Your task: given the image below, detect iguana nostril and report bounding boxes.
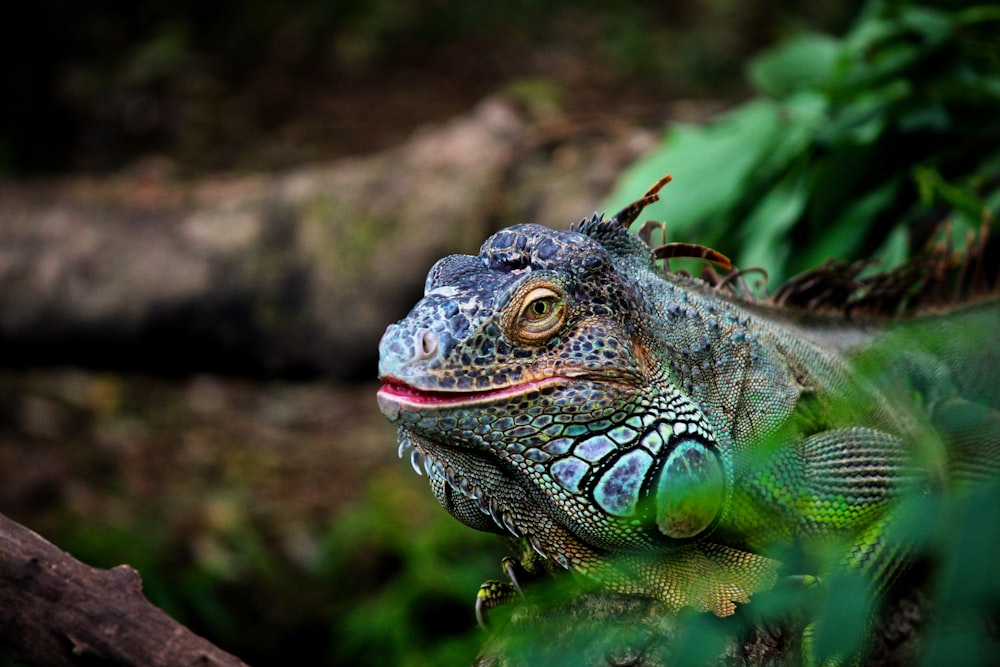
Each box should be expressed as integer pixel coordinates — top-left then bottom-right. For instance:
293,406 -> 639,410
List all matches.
415,330 -> 438,360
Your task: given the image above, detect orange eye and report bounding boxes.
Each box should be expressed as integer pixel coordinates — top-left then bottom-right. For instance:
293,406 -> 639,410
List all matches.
511,285 -> 566,343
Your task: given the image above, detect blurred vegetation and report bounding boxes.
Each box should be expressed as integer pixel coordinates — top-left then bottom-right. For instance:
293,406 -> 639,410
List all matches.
3,0 -> 1000,666
608,0 -> 1000,285
0,0 -> 862,174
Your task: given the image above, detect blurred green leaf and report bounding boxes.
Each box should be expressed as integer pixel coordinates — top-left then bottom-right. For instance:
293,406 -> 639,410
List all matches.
608,102 -> 777,217
758,91 -> 829,173
819,79 -> 911,145
609,0 -> 1000,286
737,167 -> 809,281
795,175 -> 901,274
606,99 -> 815,247
749,33 -> 842,97
317,468 -> 503,667
898,6 -> 953,48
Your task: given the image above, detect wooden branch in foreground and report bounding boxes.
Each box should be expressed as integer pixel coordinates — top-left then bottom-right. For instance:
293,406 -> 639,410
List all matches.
0,512 -> 250,667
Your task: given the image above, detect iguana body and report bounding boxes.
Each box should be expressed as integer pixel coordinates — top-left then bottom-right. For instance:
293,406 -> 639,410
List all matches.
376,177 -> 1000,655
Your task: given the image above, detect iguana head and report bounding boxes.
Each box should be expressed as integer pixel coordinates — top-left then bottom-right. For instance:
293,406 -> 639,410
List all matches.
377,177 -> 730,559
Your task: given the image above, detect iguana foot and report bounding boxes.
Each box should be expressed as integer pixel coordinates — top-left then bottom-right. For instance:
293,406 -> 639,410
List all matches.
475,557 -> 526,629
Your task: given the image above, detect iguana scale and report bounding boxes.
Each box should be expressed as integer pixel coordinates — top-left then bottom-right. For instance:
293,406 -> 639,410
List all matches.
376,176 -> 1000,661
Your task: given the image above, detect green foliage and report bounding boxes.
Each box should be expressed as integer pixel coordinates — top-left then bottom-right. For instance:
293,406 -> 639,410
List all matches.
921,479 -> 1000,665
607,0 -> 1000,285
317,469 -> 504,667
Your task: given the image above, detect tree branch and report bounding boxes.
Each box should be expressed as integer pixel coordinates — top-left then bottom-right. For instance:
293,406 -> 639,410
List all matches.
0,512 -> 250,667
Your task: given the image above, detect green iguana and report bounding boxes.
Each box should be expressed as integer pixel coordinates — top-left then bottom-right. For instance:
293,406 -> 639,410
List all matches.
376,175 -> 1000,663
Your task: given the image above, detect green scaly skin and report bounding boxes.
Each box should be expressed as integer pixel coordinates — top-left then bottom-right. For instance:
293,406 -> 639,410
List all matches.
376,178 -> 1000,661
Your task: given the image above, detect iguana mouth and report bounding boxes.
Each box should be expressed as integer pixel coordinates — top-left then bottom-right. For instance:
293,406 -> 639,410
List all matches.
377,375 -> 566,414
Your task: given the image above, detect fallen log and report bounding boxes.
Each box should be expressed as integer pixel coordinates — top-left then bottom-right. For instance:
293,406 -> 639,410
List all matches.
0,512 -> 250,667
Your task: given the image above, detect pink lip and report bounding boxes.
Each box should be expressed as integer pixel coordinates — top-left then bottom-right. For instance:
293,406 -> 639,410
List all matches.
377,376 -> 565,412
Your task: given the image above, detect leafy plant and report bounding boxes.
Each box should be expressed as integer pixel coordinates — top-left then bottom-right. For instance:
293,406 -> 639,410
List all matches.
606,0 -> 1000,286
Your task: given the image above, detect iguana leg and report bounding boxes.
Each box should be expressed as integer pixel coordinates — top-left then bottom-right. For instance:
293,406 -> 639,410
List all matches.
777,428 -> 929,666
476,554 -> 537,628
796,428 -> 925,532
800,517 -> 891,667
785,400 -> 1000,665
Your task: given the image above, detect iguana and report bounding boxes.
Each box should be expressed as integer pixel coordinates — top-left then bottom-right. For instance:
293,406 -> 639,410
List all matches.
376,175 -> 1000,663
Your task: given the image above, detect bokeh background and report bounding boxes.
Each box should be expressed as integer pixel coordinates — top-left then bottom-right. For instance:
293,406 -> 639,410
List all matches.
2,1 -> 998,665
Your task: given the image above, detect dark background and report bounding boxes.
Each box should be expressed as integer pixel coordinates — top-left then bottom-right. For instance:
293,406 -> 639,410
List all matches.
0,0 -> 860,176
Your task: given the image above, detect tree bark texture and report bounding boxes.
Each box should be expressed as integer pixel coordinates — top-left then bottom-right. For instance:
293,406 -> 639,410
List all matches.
0,512 -> 249,667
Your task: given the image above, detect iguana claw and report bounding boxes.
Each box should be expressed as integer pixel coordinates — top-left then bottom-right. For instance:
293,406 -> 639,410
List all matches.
475,557 -> 526,629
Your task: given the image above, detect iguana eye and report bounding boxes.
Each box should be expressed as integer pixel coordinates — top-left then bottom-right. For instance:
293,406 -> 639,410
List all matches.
509,285 -> 566,343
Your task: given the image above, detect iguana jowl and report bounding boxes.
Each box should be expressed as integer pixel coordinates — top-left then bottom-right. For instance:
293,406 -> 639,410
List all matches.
376,176 -> 1000,632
